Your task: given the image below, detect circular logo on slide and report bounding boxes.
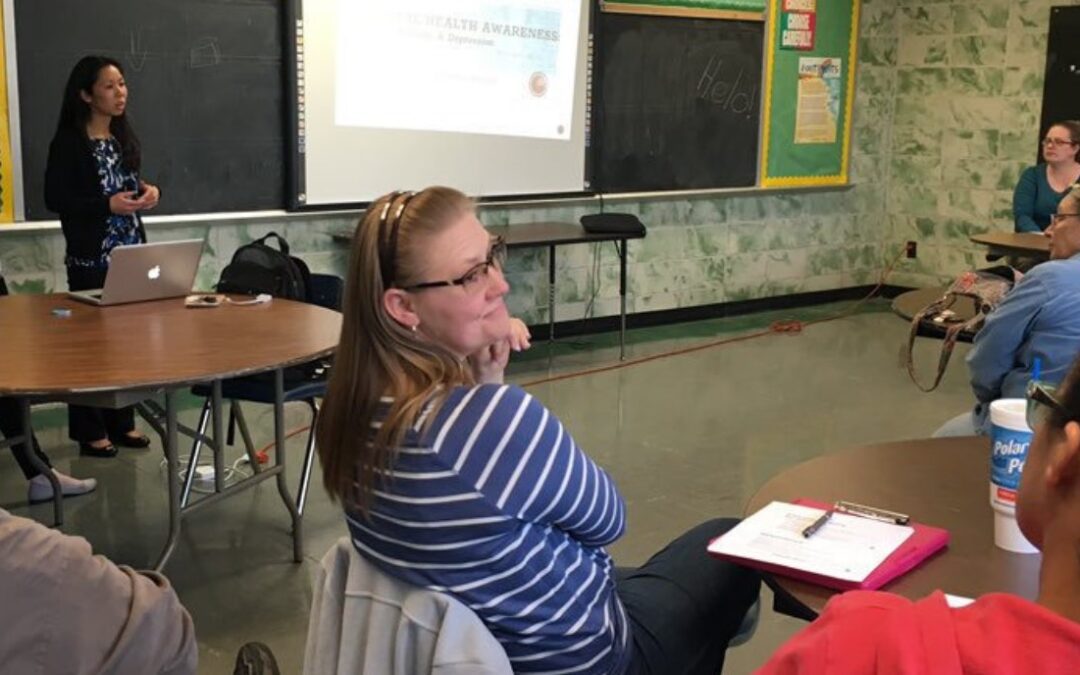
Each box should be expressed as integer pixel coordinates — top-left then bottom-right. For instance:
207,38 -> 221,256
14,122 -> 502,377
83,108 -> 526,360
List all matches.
528,72 -> 548,97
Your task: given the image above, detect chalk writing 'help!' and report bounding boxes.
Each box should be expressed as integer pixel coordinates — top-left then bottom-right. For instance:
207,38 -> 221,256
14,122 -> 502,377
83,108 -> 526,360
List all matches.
696,55 -> 757,116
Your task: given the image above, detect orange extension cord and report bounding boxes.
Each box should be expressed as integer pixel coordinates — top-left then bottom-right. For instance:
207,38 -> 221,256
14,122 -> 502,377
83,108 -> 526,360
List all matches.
259,246 -> 908,454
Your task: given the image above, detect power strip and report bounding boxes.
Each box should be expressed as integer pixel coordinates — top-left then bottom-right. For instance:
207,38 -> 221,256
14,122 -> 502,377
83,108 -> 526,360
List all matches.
194,466 -> 216,482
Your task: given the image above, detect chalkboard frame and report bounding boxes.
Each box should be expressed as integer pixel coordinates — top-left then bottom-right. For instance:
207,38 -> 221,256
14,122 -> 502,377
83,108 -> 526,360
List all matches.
11,0 -> 290,220
3,1 -> 858,223
591,6 -> 766,193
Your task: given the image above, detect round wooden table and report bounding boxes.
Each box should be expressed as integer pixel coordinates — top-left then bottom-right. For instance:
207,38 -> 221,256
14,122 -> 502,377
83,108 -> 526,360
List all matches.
746,436 -> 1041,618
0,294 -> 340,394
0,294 -> 341,568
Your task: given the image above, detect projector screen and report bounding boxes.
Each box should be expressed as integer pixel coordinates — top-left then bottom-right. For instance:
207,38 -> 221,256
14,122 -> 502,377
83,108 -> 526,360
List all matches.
294,0 -> 591,207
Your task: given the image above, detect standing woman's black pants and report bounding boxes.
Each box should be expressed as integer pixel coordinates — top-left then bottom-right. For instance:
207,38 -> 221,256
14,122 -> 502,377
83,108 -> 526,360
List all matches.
65,265 -> 136,443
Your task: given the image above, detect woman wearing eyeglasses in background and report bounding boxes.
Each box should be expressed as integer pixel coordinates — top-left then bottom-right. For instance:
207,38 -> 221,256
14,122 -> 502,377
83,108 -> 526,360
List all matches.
316,187 -> 760,674
1013,120 -> 1080,234
759,359 -> 1080,674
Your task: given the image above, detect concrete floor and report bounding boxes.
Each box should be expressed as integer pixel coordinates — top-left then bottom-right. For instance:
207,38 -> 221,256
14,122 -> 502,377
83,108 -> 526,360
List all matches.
0,299 -> 976,674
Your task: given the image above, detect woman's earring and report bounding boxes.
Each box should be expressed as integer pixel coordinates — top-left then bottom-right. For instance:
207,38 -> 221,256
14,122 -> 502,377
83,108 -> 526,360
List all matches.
411,324 -> 418,333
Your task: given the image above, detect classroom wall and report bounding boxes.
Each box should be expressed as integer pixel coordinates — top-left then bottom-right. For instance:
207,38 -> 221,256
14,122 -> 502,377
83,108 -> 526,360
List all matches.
883,0 -> 1075,287
2,0 -> 1060,323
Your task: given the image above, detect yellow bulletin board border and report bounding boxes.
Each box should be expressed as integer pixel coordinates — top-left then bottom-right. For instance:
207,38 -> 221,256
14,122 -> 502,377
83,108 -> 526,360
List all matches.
600,2 -> 765,22
0,2 -> 13,222
760,0 -> 861,188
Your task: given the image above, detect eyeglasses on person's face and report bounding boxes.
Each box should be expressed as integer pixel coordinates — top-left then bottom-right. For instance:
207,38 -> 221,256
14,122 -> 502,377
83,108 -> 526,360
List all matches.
399,236 -> 508,293
1042,137 -> 1077,148
1050,213 -> 1080,225
1026,380 -> 1071,429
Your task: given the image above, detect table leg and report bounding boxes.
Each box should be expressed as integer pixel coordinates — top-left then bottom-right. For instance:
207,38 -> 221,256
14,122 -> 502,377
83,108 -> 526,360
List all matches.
548,244 -> 556,344
764,575 -> 819,622
232,401 -> 260,470
154,389 -> 181,572
19,398 -> 62,526
618,239 -> 628,361
180,400 -> 211,508
273,368 -> 304,562
211,380 -> 225,493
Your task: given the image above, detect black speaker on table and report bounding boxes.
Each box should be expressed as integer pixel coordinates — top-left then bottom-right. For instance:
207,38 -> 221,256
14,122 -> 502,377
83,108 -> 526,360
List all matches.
580,213 -> 646,236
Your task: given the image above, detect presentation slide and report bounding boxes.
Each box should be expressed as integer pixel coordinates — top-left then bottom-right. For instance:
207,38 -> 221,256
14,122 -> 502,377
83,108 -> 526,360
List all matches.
296,0 -> 590,205
336,0 -> 580,141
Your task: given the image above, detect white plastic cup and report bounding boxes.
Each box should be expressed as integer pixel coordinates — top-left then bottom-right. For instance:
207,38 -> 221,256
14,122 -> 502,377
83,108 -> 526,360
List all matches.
988,399 -> 1039,554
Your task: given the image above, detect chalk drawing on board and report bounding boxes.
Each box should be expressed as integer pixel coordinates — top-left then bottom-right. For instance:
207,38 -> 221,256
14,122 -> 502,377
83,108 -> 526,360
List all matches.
128,29 -> 151,72
190,39 -> 222,69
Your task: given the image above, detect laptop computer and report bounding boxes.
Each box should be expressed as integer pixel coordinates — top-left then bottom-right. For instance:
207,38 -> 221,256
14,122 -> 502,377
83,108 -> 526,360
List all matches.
68,239 -> 205,306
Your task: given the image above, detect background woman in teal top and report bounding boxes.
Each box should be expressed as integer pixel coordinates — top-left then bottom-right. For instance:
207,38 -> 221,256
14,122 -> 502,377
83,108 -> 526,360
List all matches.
1013,120 -> 1080,233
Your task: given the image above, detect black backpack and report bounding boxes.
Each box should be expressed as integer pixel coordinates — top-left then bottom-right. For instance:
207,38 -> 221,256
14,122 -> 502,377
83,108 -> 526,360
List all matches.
216,232 -> 311,301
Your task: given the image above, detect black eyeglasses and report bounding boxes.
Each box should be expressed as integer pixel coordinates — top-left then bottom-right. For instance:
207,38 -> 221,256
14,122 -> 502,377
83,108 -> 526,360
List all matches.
1026,380 -> 1072,429
399,237 -> 508,293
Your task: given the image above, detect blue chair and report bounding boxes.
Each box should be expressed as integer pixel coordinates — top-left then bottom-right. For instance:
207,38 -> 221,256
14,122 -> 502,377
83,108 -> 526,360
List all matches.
181,273 -> 343,514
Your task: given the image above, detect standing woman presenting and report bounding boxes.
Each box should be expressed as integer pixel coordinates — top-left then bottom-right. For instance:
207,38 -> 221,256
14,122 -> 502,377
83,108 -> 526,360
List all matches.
1014,120 -> 1080,233
45,56 -> 160,458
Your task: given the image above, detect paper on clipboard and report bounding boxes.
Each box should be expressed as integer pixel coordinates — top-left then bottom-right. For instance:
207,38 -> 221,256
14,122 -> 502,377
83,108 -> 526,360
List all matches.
708,501 -> 915,583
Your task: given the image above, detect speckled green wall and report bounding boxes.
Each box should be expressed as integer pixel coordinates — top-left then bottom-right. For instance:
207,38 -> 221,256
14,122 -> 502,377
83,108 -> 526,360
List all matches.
885,0 -> 1071,287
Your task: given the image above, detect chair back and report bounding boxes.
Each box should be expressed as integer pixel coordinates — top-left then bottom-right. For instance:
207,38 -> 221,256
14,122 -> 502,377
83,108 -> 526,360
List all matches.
304,538 -> 511,675
308,273 -> 344,311
0,275 -> 8,297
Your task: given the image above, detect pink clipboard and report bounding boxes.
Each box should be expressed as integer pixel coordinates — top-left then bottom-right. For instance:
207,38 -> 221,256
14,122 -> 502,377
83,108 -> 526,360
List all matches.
709,498 -> 950,591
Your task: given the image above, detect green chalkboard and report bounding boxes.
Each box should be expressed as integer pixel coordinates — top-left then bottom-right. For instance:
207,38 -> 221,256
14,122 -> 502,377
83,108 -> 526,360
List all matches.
594,11 -> 764,192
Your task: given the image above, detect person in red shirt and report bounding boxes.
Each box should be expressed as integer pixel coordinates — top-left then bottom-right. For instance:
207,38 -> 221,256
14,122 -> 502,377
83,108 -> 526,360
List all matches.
758,358 -> 1080,674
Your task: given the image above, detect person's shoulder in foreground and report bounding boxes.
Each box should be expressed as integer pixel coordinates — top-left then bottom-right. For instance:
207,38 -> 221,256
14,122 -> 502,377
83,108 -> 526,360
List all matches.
755,590 -> 1080,675
0,508 -> 197,675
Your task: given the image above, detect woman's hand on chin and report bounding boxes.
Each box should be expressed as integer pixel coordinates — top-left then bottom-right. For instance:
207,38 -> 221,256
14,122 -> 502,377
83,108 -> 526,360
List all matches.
507,317 -> 532,352
468,339 -> 511,385
467,318 -> 530,384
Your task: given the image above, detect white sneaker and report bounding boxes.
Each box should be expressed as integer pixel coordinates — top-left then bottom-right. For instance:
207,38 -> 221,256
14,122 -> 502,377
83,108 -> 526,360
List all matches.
27,471 -> 98,504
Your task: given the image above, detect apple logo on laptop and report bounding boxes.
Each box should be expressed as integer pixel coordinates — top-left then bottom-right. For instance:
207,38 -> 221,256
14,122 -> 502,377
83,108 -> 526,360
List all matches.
147,265 -> 161,281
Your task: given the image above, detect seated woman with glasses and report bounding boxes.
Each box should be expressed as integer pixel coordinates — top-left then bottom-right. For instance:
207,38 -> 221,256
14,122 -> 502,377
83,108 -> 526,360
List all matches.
316,187 -> 760,674
1014,120 -> 1080,234
759,357 -> 1080,674
934,186 -> 1080,438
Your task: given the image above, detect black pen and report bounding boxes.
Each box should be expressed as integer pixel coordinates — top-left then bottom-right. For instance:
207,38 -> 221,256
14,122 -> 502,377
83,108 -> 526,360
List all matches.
802,510 -> 833,538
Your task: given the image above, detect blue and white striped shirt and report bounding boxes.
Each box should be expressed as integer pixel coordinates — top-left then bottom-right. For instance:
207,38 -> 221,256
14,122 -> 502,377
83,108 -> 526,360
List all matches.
345,384 -> 631,674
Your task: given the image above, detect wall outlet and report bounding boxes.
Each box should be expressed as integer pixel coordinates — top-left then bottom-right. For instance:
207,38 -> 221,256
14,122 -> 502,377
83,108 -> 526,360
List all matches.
905,241 -> 917,259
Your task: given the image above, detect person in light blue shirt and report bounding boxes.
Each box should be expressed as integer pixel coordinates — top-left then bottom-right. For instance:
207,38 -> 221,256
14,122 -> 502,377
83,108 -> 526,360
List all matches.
1013,121 -> 1080,233
936,188 -> 1080,436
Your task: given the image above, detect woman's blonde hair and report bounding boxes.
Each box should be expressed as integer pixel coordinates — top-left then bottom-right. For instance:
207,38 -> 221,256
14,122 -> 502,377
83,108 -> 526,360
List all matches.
316,187 -> 476,511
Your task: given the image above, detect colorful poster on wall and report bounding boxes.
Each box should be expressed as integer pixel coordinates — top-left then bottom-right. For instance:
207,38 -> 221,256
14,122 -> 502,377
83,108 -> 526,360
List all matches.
794,57 -> 840,143
761,0 -> 859,187
780,0 -> 816,50
0,2 -> 13,223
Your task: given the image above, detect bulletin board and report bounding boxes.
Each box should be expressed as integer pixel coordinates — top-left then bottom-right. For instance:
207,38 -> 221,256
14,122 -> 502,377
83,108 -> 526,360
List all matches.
760,0 -> 860,187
